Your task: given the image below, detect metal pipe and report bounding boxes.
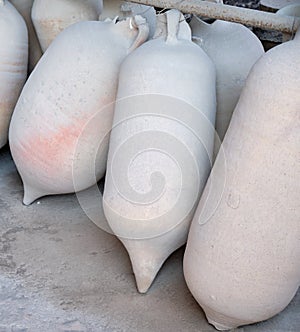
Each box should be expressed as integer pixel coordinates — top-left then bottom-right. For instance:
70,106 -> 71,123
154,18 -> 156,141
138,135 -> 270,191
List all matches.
129,0 -> 300,34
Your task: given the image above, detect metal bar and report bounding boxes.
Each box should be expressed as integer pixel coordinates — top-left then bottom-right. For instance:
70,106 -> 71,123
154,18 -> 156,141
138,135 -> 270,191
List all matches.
129,0 -> 300,34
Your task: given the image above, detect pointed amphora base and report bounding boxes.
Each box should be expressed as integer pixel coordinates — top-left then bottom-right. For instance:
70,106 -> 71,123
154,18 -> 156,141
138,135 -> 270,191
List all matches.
202,305 -> 243,331
121,237 -> 174,294
23,182 -> 46,205
118,218 -> 189,293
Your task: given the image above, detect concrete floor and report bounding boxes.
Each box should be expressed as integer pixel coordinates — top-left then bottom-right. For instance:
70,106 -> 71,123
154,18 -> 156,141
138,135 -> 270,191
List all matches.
0,146 -> 299,332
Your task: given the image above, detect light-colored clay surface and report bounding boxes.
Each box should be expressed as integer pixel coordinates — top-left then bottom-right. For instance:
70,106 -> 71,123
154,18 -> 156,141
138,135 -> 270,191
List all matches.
261,0 -> 300,10
100,0 -> 156,38
0,0 -> 28,148
184,28 -> 300,330
190,16 -> 264,159
0,146 -> 299,331
277,3 -> 300,17
103,10 -> 216,294
32,0 -> 103,52
10,0 -> 42,72
9,17 -> 148,205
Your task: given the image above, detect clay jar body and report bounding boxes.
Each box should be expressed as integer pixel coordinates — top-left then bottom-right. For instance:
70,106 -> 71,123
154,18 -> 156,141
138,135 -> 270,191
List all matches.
184,29 -> 300,330
103,10 -> 216,293
9,17 -> 148,205
277,4 -> 300,42
10,0 -> 42,71
261,0 -> 300,10
277,3 -> 300,16
31,0 -> 103,52
100,0 -> 156,37
0,0 -> 28,148
190,17 -> 264,158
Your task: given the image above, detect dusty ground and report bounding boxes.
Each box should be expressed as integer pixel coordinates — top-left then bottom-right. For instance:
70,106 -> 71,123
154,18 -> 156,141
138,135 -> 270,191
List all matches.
0,146 -> 299,332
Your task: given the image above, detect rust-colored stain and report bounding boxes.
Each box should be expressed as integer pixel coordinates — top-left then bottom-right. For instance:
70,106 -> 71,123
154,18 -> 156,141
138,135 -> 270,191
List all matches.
13,118 -> 87,182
